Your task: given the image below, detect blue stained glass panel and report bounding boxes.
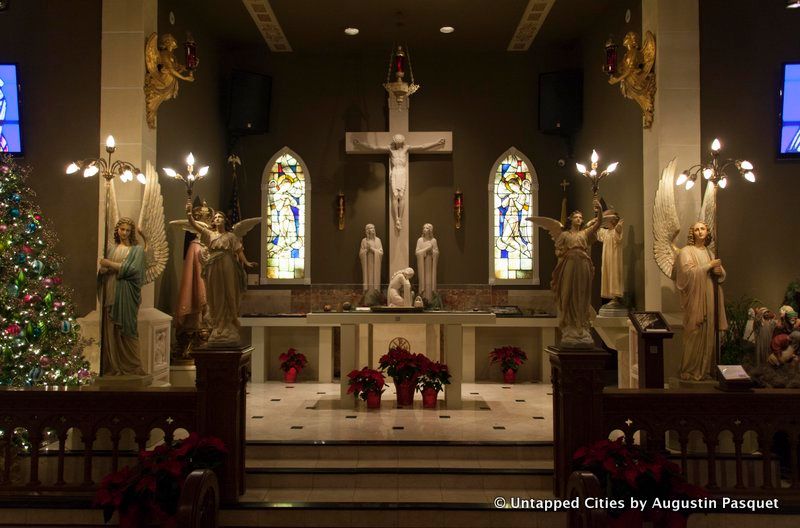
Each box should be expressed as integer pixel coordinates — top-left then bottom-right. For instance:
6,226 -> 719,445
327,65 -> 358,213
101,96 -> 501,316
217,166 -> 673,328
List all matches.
493,153 -> 534,280
266,152 -> 306,279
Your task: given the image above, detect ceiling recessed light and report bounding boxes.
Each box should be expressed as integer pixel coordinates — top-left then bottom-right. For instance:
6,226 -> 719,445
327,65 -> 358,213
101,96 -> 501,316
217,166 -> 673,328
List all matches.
344,27 -> 359,36
440,26 -> 455,34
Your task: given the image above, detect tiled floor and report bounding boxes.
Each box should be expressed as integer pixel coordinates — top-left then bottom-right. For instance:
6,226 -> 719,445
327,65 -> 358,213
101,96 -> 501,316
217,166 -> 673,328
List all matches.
246,381 -> 553,442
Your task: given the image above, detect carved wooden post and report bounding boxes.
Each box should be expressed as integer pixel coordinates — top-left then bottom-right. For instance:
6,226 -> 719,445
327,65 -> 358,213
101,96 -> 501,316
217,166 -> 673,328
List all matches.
548,345 -> 608,497
193,346 -> 252,504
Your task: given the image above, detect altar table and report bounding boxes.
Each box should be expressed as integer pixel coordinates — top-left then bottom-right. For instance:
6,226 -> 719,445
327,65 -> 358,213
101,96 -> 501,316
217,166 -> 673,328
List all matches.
306,311 -> 496,408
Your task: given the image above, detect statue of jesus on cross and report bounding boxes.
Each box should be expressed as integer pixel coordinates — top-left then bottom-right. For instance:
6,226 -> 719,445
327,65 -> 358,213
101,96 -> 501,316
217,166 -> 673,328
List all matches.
353,134 -> 445,231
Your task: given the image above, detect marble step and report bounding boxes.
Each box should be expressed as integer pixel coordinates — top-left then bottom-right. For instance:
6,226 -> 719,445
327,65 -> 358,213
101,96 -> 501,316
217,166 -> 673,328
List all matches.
245,469 -> 554,494
246,441 -> 554,470
220,506 -> 566,528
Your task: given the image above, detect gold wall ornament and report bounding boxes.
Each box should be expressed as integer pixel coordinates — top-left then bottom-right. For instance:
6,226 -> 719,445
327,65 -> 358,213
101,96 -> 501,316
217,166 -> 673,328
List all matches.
607,30 -> 656,128
144,32 -> 197,129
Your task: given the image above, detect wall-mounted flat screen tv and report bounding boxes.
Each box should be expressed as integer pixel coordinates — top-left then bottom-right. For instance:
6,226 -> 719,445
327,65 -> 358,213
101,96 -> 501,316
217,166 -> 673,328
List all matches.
779,62 -> 800,158
0,64 -> 22,155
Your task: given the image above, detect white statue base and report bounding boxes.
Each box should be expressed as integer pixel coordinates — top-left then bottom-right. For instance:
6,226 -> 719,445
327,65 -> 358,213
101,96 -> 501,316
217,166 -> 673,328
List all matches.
559,326 -> 595,348
598,298 -> 629,317
78,307 -> 172,385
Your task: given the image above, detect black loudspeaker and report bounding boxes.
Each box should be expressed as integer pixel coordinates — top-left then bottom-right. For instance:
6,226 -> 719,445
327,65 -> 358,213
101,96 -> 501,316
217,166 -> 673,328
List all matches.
538,70 -> 582,135
228,70 -> 272,135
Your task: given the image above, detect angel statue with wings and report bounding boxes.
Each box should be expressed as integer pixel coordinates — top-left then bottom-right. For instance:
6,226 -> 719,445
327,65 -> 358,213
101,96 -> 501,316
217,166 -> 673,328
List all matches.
98,167 -> 169,376
184,199 -> 260,345
654,159 -> 728,381
529,198 -> 603,347
608,31 -> 656,128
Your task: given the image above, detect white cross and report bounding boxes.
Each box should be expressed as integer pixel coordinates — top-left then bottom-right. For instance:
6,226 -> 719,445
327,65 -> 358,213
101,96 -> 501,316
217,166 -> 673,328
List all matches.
346,91 -> 452,275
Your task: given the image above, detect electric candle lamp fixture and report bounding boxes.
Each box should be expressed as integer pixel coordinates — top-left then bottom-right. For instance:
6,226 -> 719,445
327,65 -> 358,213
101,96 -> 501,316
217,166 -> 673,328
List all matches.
163,152 -> 209,198
65,134 -> 145,374
675,138 -> 756,197
575,149 -> 618,197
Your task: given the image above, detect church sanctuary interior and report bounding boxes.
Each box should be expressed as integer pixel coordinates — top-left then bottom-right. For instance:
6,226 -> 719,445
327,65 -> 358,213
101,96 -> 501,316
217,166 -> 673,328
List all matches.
3,0 -> 800,527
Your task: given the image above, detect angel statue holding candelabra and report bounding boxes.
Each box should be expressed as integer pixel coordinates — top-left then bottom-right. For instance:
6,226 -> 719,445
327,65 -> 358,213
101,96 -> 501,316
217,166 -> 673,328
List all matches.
529,198 -> 603,347
176,200 -> 260,345
653,159 -> 727,381
99,166 -> 169,375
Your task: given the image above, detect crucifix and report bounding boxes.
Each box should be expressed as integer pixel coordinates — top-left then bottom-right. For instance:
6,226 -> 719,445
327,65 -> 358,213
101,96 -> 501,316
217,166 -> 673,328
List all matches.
346,46 -> 452,275
559,178 -> 570,225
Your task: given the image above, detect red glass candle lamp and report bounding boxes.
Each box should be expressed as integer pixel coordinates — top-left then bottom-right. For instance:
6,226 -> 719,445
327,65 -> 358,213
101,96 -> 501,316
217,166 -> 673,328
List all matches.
603,36 -> 617,75
184,32 -> 199,71
453,190 -> 463,229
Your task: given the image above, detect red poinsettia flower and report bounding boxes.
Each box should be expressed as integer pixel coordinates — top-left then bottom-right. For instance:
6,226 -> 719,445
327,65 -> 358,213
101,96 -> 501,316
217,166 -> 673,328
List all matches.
278,348 -> 308,372
489,346 -> 527,372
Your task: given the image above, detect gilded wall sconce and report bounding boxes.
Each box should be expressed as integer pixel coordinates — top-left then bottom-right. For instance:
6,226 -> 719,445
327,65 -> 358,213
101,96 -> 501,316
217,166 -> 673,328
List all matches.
144,32 -> 198,129
606,31 -> 656,128
453,190 -> 463,229
337,191 -> 345,230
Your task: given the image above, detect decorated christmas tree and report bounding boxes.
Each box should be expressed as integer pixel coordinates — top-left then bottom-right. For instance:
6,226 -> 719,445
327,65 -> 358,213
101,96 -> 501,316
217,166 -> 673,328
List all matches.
0,156 -> 91,386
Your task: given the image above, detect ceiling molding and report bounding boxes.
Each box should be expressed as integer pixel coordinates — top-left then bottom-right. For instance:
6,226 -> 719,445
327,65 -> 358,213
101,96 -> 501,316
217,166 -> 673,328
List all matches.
241,0 -> 292,52
507,0 -> 556,52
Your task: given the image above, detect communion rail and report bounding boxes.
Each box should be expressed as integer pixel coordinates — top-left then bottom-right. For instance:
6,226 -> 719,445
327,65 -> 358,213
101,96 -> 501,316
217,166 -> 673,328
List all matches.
550,347 -> 800,506
0,348 -> 250,507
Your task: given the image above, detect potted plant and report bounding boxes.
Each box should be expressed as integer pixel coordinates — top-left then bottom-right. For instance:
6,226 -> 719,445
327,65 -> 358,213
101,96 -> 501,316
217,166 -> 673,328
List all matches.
379,347 -> 425,406
279,348 -> 308,383
573,438 -> 707,528
417,357 -> 451,408
347,367 -> 386,409
95,433 -> 226,527
489,345 -> 527,383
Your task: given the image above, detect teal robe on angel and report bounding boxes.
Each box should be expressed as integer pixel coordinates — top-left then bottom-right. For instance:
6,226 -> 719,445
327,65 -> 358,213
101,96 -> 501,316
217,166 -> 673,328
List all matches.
100,243 -> 145,375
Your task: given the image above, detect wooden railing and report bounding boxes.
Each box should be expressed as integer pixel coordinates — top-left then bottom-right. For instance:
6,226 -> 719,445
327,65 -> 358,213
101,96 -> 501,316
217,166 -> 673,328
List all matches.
0,346 -> 250,506
549,346 -> 800,505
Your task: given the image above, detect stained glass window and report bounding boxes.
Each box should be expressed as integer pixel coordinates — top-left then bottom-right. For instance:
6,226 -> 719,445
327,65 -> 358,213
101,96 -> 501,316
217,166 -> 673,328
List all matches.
491,150 -> 538,282
264,151 -> 307,281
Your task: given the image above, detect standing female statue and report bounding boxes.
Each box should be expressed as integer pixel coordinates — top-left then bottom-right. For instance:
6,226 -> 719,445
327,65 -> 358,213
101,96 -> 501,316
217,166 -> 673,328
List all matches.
529,198 -> 602,347
359,223 -> 383,293
415,223 -> 439,302
185,200 -> 260,345
98,218 -> 146,375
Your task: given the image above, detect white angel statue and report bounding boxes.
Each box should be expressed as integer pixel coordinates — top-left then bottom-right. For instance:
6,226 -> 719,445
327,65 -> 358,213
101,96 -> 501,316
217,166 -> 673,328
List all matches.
653,159 -> 728,381
181,199 -> 260,345
98,165 -> 169,375
529,198 -> 603,347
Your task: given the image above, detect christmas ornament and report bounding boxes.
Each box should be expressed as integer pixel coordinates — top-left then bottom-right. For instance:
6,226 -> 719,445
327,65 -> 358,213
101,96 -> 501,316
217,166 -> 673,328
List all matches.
39,356 -> 50,367
34,214 -> 42,222
10,193 -> 21,203
16,270 -> 25,285
60,320 -> 72,333
10,207 -> 20,218
42,277 -> 53,288
0,165 -> 9,174
53,277 -> 62,285
15,252 -> 25,264
22,245 -> 33,254
5,323 -> 21,335
31,260 -> 44,274
25,222 -> 36,234
7,283 -> 18,296
23,293 -> 33,303
0,224 -> 7,232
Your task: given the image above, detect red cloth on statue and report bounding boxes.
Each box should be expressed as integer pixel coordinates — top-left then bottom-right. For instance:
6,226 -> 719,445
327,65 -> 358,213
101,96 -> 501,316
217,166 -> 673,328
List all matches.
175,239 -> 207,331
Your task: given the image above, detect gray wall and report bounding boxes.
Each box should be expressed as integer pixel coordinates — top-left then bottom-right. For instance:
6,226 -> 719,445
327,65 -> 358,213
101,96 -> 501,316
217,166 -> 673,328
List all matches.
700,0 -> 800,306
230,45 -> 582,288
572,1 -> 644,309
0,0 -> 102,315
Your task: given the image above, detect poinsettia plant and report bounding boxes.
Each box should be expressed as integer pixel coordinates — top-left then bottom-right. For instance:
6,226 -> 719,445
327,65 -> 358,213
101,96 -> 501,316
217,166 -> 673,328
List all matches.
416,357 -> 452,392
347,367 -> 386,400
95,433 -> 226,528
489,345 -> 527,372
378,347 -> 425,381
573,438 -> 707,528
279,348 -> 308,373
